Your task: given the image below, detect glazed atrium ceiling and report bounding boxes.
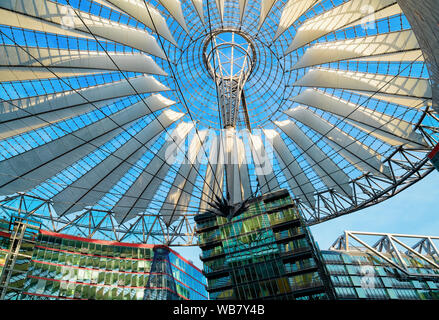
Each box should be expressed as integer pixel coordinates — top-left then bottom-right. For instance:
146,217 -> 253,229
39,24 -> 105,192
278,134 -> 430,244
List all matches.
0,0 -> 438,245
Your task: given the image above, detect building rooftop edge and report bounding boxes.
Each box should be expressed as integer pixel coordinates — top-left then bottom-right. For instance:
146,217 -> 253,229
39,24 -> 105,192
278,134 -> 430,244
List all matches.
0,229 -> 204,274
195,189 -> 292,222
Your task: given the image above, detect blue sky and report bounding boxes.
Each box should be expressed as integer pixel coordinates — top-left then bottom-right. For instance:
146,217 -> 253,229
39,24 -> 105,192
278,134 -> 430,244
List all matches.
175,170 -> 439,270
311,170 -> 439,249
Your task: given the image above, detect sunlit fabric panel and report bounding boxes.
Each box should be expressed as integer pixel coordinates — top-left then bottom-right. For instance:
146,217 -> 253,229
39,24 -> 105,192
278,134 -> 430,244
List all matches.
112,122 -> 194,224
274,0 -> 319,40
161,130 -> 208,226
0,0 -> 166,58
0,45 -> 167,75
0,97 -> 176,196
199,134 -> 225,212
294,69 -> 432,101
215,0 -> 225,21
291,89 -> 427,148
275,120 -> 353,198
105,0 -> 177,44
263,129 -> 316,209
191,0 -> 204,23
292,30 -> 421,70
259,0 -> 277,28
223,129 -> 252,204
287,0 -> 399,52
286,107 -> 391,178
248,133 -> 280,195
0,77 -> 171,139
51,109 -> 184,217
157,0 -> 189,33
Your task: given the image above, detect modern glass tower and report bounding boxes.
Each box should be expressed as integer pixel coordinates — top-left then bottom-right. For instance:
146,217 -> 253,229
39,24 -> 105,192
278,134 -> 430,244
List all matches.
0,217 -> 40,300
323,231 -> 439,300
0,218 -> 208,300
144,247 -> 180,300
195,189 -> 331,300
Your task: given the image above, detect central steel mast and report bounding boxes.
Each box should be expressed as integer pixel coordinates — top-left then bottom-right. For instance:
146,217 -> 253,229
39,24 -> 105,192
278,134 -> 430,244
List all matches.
204,31 -> 256,129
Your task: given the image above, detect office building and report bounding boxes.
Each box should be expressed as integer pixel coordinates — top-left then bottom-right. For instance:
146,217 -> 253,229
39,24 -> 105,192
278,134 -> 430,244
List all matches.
324,231 -> 439,300
0,218 -> 208,300
195,189 -> 331,300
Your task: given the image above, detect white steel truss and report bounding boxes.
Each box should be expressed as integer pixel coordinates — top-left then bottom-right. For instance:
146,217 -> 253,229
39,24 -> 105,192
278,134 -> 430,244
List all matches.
330,231 -> 439,278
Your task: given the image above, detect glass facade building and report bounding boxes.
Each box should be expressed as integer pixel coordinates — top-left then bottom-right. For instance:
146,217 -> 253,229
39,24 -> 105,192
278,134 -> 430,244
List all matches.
3,205 -> 439,301
0,219 -> 208,300
195,189 -> 331,300
323,233 -> 439,300
0,217 -> 40,300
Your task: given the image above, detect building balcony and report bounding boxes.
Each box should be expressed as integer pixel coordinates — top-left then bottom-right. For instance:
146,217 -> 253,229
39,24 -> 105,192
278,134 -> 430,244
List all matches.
195,220 -> 219,233
274,229 -> 305,243
207,276 -> 234,291
289,279 -> 325,293
269,216 -> 301,229
280,246 -> 313,261
198,238 -> 222,250
284,262 -> 318,276
203,264 -> 230,279
200,251 -> 225,262
198,231 -> 222,248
